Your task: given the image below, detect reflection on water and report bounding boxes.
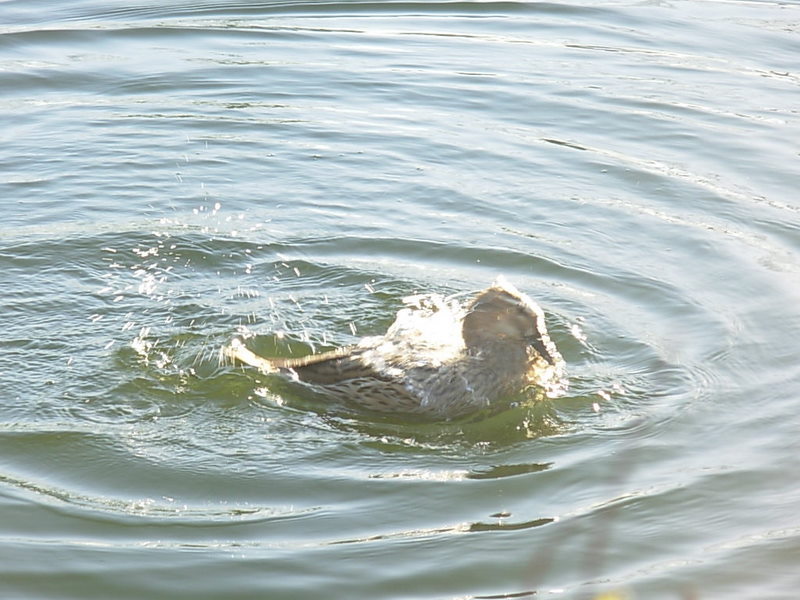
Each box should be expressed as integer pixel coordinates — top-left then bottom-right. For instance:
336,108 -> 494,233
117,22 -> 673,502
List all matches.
2,0 -> 800,598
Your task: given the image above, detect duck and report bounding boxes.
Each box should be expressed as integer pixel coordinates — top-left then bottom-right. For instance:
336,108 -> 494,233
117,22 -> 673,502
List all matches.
223,276 -> 565,419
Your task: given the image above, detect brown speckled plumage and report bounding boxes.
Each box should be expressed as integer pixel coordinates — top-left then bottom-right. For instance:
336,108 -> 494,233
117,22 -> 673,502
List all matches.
224,277 -> 565,419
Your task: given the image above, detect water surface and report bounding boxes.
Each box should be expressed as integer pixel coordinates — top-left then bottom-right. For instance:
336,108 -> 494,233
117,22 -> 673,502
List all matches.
2,1 -> 800,598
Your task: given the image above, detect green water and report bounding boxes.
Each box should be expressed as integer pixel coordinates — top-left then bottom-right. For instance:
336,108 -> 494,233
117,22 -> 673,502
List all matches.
2,1 -> 800,598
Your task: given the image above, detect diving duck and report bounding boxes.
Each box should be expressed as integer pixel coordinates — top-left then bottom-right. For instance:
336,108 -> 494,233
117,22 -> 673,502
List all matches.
224,276 -> 565,419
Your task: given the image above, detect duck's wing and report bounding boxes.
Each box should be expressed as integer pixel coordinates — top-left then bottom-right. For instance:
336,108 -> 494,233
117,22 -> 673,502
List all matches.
280,348 -> 378,385
223,338 -> 377,383
222,338 -> 279,373
224,338 -> 448,414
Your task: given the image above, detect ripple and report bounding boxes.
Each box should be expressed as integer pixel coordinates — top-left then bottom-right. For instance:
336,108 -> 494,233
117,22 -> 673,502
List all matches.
466,462 -> 551,480
0,471 -> 309,523
468,517 -> 554,532
2,1 -> 799,598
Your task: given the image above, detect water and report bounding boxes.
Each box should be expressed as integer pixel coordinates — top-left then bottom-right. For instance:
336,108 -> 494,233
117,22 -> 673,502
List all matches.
2,1 -> 799,598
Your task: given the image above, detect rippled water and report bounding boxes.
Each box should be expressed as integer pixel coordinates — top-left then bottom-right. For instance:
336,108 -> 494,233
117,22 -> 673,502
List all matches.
2,1 -> 800,598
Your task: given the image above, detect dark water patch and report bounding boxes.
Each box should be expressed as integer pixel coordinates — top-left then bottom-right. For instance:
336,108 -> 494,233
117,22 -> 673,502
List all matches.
469,517 -> 554,532
473,590 -> 537,600
466,461 -> 551,480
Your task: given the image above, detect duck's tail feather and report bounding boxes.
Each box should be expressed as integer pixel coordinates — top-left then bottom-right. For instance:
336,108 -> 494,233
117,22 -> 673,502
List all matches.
221,337 -> 278,373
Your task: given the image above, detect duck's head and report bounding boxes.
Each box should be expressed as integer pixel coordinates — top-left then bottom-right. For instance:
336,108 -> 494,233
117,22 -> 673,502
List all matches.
462,277 -> 559,365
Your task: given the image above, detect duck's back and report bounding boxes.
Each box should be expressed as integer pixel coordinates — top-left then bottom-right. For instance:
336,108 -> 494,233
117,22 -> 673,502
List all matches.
278,346 -> 435,414
284,340 -> 529,418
